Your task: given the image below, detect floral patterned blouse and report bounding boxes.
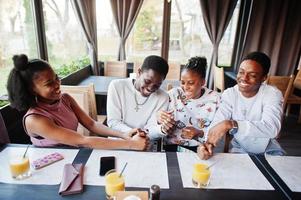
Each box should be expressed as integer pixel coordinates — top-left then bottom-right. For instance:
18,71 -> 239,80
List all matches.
166,87 -> 220,146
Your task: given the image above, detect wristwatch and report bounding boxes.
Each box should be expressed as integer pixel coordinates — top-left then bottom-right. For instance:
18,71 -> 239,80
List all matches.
229,120 -> 238,135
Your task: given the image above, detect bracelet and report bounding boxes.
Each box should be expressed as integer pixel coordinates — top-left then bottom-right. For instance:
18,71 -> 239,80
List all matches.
229,120 -> 238,135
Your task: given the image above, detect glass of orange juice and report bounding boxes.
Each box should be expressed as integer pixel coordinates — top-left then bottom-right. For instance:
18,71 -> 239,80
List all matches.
9,156 -> 31,180
192,163 -> 210,188
105,169 -> 125,199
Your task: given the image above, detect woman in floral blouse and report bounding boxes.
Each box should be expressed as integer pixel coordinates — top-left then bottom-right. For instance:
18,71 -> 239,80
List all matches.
158,57 -> 220,152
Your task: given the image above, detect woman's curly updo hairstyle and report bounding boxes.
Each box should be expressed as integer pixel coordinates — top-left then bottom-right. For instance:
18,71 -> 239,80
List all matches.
182,56 -> 207,79
7,54 -> 51,111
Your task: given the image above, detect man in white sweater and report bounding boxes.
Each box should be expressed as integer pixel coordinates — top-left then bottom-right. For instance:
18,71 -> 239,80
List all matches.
198,51 -> 285,159
107,55 -> 169,142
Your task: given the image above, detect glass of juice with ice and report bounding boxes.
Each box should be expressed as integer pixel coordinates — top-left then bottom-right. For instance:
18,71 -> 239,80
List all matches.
105,169 -> 125,199
9,156 -> 31,180
192,163 -> 210,188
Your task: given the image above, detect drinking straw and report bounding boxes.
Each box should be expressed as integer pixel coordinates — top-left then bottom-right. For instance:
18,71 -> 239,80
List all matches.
206,161 -> 218,170
119,162 -> 128,177
23,144 -> 30,158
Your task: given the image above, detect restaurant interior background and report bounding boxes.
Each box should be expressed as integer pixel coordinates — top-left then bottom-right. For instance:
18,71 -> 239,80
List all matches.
0,0 -> 300,150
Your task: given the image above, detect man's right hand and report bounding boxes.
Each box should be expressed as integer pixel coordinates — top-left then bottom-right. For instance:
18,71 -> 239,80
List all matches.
207,120 -> 232,146
197,143 -> 214,160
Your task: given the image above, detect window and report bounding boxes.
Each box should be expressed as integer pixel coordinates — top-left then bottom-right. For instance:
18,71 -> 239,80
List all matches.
42,0 -> 88,76
0,0 -> 38,96
126,0 -> 164,63
169,0 -> 240,66
218,0 -> 240,66
95,0 -> 239,66
169,0 -> 212,64
297,55 -> 301,70
96,0 -> 119,61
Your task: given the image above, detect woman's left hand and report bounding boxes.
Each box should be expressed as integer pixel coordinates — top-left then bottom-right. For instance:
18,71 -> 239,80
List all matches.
181,126 -> 203,140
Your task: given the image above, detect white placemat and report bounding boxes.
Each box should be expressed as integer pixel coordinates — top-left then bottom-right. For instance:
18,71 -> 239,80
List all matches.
0,147 -> 78,185
265,155 -> 301,192
177,152 -> 274,190
84,150 -> 169,189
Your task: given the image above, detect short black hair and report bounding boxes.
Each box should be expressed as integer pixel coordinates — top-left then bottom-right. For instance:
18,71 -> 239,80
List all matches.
242,51 -> 271,76
182,56 -> 207,79
141,55 -> 169,78
7,54 -> 52,111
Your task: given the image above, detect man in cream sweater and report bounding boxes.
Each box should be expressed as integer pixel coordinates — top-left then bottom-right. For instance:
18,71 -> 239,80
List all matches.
198,51 -> 285,159
107,55 -> 169,145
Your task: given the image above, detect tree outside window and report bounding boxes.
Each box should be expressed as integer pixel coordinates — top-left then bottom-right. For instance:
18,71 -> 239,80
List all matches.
0,0 -> 38,98
169,0 -> 239,66
42,0 -> 89,77
126,0 -> 163,63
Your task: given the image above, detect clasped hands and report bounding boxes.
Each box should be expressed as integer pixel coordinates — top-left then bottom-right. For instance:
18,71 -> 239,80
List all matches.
125,128 -> 150,150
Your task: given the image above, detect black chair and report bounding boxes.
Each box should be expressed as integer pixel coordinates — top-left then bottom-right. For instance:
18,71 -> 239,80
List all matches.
0,112 -> 10,144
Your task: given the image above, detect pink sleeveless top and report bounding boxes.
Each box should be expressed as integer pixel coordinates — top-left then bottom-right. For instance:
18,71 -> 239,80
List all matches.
23,93 -> 78,147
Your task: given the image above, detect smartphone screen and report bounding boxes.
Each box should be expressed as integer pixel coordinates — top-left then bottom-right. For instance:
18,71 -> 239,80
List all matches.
99,156 -> 115,176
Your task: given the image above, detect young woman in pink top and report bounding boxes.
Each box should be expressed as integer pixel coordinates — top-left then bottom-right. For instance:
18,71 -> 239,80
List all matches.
7,54 -> 148,150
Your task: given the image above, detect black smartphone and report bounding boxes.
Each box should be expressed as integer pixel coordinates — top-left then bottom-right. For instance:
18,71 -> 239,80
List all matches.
99,156 -> 115,176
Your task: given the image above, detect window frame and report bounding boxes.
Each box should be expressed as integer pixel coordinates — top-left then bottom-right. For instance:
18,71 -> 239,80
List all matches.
32,0 -> 48,61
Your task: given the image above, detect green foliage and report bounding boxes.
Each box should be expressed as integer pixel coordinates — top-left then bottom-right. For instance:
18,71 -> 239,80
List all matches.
0,100 -> 9,108
135,7 -> 158,49
54,57 -> 90,78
